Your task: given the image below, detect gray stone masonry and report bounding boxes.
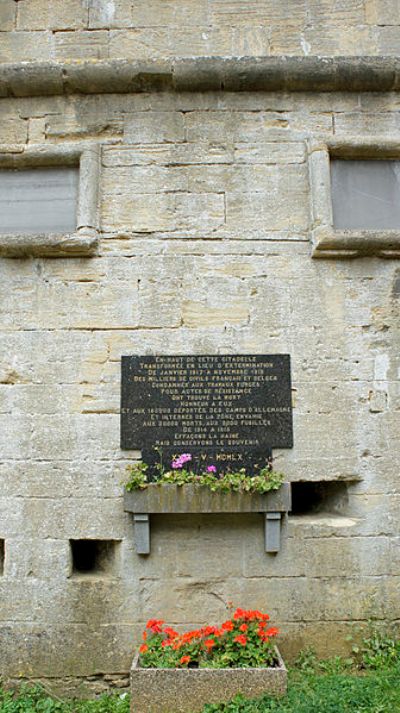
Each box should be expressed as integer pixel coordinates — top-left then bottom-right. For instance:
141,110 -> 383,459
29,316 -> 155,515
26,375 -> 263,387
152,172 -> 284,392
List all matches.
1,0 -> 400,696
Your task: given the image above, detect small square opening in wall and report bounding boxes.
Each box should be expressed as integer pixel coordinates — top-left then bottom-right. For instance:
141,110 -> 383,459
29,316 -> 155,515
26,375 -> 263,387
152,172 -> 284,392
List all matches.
0,539 -> 4,575
70,539 -> 119,577
331,159 -> 400,230
0,167 -> 79,234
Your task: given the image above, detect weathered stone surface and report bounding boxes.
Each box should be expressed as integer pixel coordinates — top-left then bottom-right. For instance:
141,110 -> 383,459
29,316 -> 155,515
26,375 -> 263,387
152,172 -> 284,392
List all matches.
17,0 -> 88,31
1,3 -> 400,695
0,1 -> 15,32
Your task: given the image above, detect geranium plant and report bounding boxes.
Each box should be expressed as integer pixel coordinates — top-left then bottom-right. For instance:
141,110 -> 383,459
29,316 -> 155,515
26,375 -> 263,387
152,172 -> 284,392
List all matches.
138,608 -> 279,669
125,453 -> 284,494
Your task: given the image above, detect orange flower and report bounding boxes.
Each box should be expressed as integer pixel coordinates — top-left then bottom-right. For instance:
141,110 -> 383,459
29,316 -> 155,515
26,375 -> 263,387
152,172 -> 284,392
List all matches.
239,623 -> 248,632
234,635 -> 248,646
164,626 -> 179,639
202,626 -> 217,637
221,621 -> 234,632
139,644 -> 148,654
180,655 -> 191,665
264,627 -> 279,638
204,638 -> 215,649
146,619 -> 164,633
142,631 -> 147,641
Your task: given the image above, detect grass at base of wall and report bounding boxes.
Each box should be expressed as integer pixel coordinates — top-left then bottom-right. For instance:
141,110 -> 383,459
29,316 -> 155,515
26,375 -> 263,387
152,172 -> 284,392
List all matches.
1,668 -> 400,713
202,667 -> 400,712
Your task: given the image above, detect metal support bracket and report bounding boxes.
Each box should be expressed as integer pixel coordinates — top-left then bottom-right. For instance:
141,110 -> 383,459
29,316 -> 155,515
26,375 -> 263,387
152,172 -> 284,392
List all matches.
133,513 -> 150,555
265,512 -> 282,553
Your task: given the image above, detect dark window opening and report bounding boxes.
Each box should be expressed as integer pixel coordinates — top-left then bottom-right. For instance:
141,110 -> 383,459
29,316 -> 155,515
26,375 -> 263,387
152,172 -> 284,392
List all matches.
70,539 -> 118,576
291,480 -> 357,516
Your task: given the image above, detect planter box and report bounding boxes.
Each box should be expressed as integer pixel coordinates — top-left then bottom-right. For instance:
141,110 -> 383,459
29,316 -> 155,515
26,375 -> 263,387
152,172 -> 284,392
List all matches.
130,648 -> 287,713
124,483 -> 291,555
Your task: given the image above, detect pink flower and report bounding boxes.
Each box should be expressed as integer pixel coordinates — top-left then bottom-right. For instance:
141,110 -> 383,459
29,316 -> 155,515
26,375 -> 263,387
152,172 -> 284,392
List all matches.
171,453 -> 192,469
206,465 -> 217,473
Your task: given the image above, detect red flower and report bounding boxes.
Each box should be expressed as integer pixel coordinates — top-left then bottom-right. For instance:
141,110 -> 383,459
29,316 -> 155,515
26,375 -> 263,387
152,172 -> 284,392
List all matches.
204,638 -> 215,649
234,635 -> 248,646
161,639 -> 173,647
146,618 -> 164,633
142,631 -> 147,641
221,621 -> 234,632
180,655 -> 191,665
139,644 -> 148,654
264,627 -> 279,638
163,626 -> 179,639
202,626 -> 217,637
239,623 -> 248,632
233,608 -> 245,620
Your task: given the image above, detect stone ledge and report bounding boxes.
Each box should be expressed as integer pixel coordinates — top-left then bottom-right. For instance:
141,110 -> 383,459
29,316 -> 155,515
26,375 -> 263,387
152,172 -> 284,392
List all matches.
0,57 -> 400,96
0,230 -> 99,257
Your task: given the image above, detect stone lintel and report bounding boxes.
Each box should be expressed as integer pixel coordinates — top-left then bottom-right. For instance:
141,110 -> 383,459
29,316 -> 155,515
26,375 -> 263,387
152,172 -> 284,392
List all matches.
0,57 -> 399,97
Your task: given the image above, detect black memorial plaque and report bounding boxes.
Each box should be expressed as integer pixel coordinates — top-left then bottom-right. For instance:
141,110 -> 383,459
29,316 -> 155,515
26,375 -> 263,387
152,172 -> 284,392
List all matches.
121,355 -> 293,474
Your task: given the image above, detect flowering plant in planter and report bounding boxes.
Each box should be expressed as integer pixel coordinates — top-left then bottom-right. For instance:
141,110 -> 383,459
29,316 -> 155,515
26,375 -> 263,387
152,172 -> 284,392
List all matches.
138,608 -> 279,669
125,453 -> 284,494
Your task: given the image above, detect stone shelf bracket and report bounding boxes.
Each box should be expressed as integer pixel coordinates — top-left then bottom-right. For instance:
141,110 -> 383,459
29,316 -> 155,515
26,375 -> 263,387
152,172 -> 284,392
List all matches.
124,483 -> 291,555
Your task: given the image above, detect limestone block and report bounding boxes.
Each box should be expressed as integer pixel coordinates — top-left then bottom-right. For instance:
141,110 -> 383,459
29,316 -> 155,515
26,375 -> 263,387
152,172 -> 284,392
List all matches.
0,580 -> 42,621
17,0 -> 88,30
102,165 -> 187,195
108,27 -> 232,59
233,141 -> 306,165
389,539 -> 400,575
130,0 -> 208,27
184,163 -> 307,195
21,495 -> 126,539
4,384 -> 74,415
306,0 -> 365,25
272,24 -> 374,57
124,111 -> 185,144
243,523 -> 307,577
0,1 -> 15,31
102,142 -> 234,167
101,192 -> 225,233
6,538 -> 71,579
28,117 -> 46,143
181,299 -> 249,327
376,26 -> 400,54
209,0 -> 306,26
0,497 -> 25,537
54,31 -> 110,60
137,514 -> 249,579
225,189 -> 309,233
231,26 -> 270,56
0,414 -> 32,460
0,623 -> 137,677
366,0 -> 400,25
0,31 -> 54,62
334,111 -> 400,135
88,0 -> 134,29
304,537 -> 391,577
45,114 -> 123,140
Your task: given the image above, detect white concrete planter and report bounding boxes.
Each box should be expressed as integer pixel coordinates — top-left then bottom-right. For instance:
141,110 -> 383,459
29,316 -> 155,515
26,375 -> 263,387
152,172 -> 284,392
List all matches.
130,648 -> 287,713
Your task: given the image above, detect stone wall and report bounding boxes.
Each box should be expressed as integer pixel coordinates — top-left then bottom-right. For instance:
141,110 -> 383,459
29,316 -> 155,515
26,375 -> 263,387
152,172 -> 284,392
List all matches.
1,81 -> 399,690
1,0 -> 400,61
0,0 -> 400,695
